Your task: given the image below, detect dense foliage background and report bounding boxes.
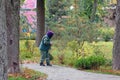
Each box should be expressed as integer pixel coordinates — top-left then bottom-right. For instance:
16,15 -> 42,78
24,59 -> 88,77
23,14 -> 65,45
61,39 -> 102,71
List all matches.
20,0 -> 116,70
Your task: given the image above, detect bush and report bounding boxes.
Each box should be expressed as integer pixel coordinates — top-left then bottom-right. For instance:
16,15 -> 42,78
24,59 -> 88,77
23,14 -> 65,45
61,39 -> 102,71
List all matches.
74,55 -> 106,69
67,41 -> 103,58
20,40 -> 39,60
98,28 -> 114,41
20,32 -> 36,40
64,49 -> 77,66
20,50 -> 33,59
75,57 -> 91,69
57,52 -> 65,64
49,54 -> 54,60
105,59 -> 112,66
24,40 -> 36,54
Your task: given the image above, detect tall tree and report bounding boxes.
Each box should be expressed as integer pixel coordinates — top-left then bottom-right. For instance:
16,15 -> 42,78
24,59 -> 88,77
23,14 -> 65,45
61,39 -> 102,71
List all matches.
36,0 -> 45,46
113,0 -> 120,70
46,0 -> 69,22
0,0 -> 8,79
6,0 -> 20,73
90,0 -> 98,22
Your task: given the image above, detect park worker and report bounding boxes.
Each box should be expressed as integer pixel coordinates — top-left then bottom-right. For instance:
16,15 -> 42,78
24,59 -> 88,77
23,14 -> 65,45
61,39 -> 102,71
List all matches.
39,31 -> 54,66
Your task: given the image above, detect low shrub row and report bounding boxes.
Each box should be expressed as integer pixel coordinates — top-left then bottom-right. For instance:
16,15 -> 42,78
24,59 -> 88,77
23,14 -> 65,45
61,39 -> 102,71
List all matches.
74,55 -> 106,69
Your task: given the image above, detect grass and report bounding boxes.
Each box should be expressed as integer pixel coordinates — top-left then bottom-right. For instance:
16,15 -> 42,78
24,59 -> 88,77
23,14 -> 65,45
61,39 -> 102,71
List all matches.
8,68 -> 47,80
95,41 -> 113,59
9,77 -> 26,80
20,40 -> 40,63
85,66 -> 120,76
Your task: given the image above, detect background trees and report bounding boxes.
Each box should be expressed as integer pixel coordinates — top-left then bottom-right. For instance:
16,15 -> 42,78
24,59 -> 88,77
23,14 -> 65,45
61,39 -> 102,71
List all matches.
0,0 -> 120,79
6,0 -> 120,71
46,0 -> 69,22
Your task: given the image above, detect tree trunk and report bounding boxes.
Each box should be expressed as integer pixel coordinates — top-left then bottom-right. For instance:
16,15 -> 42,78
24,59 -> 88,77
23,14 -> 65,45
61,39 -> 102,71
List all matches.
113,0 -> 120,70
0,0 -> 8,79
90,0 -> 97,22
36,0 -> 45,47
6,0 -> 20,73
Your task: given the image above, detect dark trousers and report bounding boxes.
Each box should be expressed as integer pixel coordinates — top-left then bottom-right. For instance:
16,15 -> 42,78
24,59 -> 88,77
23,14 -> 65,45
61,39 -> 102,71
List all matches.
40,50 -> 50,64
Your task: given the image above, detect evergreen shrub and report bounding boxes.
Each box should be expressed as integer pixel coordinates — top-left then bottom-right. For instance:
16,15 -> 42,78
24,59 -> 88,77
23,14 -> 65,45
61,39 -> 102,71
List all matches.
74,55 -> 106,69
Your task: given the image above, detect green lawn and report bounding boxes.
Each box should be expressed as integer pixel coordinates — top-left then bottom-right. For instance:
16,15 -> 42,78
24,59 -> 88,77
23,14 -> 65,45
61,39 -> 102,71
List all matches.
95,41 -> 113,59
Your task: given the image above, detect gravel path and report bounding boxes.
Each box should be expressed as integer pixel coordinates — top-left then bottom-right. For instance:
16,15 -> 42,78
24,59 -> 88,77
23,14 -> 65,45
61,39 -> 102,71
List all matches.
22,63 -> 120,80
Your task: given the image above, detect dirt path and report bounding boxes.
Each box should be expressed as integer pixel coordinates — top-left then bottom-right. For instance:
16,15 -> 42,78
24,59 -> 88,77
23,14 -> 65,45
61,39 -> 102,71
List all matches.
22,63 -> 120,80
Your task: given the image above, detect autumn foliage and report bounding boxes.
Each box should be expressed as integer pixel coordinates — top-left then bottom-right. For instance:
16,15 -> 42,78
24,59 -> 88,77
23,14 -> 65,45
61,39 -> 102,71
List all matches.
8,68 -> 47,80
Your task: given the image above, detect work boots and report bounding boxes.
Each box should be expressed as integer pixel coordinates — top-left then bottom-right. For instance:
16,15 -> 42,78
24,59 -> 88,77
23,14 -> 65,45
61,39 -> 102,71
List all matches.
40,62 -> 45,66
47,62 -> 52,66
40,62 -> 52,66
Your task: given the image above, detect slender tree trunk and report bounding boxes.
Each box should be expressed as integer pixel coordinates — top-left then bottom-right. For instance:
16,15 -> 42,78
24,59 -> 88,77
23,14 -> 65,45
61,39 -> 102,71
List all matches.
113,0 -> 120,70
36,0 -> 45,47
0,0 -> 8,79
6,0 -> 20,73
90,0 -> 98,22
